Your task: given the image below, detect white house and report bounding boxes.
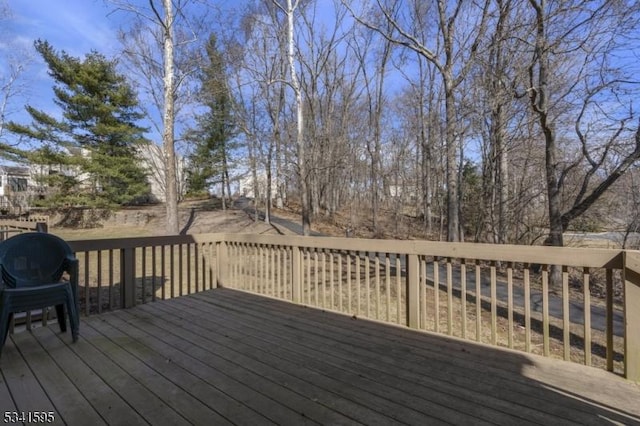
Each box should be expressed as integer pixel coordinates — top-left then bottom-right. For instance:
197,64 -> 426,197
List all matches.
0,166 -> 33,214
136,141 -> 188,203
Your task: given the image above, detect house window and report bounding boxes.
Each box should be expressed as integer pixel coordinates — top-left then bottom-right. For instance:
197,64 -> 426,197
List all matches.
8,177 -> 27,192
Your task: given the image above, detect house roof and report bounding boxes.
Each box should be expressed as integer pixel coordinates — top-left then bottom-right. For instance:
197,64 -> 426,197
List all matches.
0,166 -> 30,176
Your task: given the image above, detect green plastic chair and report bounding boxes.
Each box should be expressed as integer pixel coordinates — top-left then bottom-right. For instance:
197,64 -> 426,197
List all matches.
0,232 -> 79,355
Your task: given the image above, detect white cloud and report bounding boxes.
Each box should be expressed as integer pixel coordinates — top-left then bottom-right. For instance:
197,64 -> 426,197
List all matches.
9,0 -> 120,57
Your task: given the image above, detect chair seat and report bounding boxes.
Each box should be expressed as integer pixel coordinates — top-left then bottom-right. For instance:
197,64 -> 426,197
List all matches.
1,282 -> 75,312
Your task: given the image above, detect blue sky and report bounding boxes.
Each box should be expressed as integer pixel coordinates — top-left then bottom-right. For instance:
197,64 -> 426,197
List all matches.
7,0 -> 120,57
2,0 -> 124,141
2,0 -> 246,150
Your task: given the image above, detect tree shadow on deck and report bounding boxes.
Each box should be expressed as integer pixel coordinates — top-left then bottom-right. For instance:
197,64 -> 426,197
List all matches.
225,289 -> 640,424
449,284 -> 625,364
78,275 -> 180,315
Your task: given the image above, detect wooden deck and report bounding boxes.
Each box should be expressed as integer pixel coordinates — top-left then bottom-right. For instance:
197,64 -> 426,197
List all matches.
1,289 -> 639,425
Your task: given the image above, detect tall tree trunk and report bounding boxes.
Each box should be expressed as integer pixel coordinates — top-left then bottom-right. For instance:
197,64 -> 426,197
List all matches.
160,0 -> 179,235
283,0 -> 309,235
444,79 -> 459,242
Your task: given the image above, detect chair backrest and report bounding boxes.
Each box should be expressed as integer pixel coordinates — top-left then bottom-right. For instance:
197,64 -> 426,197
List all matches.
0,232 -> 73,288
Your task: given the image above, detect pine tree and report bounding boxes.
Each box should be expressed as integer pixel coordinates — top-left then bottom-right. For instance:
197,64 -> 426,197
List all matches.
7,40 -> 150,208
185,34 -> 236,207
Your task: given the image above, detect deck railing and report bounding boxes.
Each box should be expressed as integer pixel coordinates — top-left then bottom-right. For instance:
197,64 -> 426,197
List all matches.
62,233 -> 640,382
0,219 -> 48,240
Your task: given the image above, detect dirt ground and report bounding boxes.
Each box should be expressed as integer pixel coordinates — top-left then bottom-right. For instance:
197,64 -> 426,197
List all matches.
50,199 -> 287,240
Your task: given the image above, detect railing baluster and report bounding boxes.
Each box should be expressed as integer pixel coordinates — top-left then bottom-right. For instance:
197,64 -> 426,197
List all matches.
85,251 -> 90,315
313,249 -> 319,306
433,257 -> 440,333
421,257 -> 427,330
97,250 -> 102,314
150,246 -> 156,301
365,252 -> 370,318
347,252 -> 352,313
330,252 -> 335,310
542,265 -> 550,357
194,243 -> 199,293
563,265 -> 570,361
396,254 -> 401,325
170,244 -> 175,298
460,259 -> 467,339
584,267 -> 591,366
355,251 -> 361,315
277,246 -> 282,299
507,262 -> 513,349
524,264 -> 531,352
475,260 -> 481,342
447,258 -> 453,335
491,261 -> 497,345
337,253 -> 343,312
161,246 -> 166,299
186,243 -> 192,295
375,254 -> 380,320
109,249 -> 115,308
321,250 -> 326,308
307,249 -> 312,305
606,268 -> 613,371
141,246 -> 147,304
385,254 -> 391,322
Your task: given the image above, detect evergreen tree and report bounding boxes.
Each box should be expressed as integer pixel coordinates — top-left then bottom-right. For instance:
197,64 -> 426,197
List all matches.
185,34 -> 236,207
7,40 -> 150,208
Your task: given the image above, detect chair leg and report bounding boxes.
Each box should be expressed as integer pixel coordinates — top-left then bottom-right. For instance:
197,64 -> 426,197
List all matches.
55,304 -> 67,333
0,311 -> 12,357
67,300 -> 79,343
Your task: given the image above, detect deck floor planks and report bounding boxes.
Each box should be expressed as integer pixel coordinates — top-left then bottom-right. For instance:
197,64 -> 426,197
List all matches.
98,310 -> 317,425
196,289 -> 640,424
235,290 -> 640,419
57,321 -> 193,426
1,337 -> 59,422
30,326 -> 148,426
0,363 -> 18,413
177,292 -> 563,425
122,304 -> 402,425
133,301 -> 445,426
9,330 -> 106,426
158,295 -> 499,425
80,320 -> 233,426
1,287 -> 639,425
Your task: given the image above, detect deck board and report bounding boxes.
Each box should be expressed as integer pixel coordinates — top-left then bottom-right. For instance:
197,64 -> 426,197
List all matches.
132,301 -> 443,425
191,291 -> 612,424
184,292 -> 586,425
162,295 -> 512,425
1,288 -> 639,425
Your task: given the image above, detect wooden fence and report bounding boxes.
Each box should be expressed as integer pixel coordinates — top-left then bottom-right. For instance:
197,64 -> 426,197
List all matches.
0,219 -> 48,240
48,233 -> 640,382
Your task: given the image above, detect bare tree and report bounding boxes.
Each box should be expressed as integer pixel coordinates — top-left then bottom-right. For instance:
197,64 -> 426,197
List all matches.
268,0 -> 311,235
0,2 -> 33,156
347,14 -> 393,236
346,0 -> 491,241
521,0 -> 640,247
110,0 -> 206,234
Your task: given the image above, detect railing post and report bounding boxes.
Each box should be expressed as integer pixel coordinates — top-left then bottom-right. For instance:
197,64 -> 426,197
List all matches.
120,247 -> 136,308
216,241 -> 228,288
623,251 -> 640,382
406,254 -> 420,329
292,246 -> 301,303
